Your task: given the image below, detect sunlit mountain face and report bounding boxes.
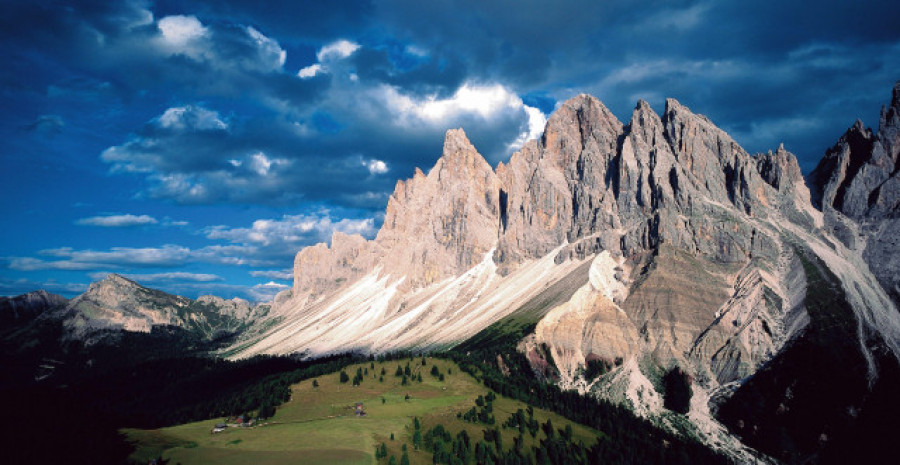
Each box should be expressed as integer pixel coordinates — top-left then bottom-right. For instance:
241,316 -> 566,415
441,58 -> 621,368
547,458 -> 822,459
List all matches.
2,1 -> 899,301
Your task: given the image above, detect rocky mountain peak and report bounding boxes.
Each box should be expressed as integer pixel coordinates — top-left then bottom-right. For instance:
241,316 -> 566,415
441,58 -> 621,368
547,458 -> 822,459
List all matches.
100,273 -> 139,287
0,290 -> 67,324
434,128 -> 496,185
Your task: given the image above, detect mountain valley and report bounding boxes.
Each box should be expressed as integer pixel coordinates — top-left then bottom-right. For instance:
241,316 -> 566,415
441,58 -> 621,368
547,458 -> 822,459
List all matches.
4,82 -> 900,464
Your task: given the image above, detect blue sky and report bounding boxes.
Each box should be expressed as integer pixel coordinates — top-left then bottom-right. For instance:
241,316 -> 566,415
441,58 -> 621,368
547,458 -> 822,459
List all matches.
2,0 -> 899,301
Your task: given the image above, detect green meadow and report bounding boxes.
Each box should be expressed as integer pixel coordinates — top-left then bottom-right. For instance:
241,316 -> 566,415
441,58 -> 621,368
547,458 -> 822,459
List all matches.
125,358 -> 602,464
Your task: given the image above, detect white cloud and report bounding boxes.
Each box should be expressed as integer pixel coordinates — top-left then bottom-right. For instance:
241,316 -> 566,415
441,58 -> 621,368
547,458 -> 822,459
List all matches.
76,214 -> 158,227
205,213 -> 376,247
366,159 -> 389,175
375,81 -> 547,152
250,269 -> 293,280
247,152 -> 289,176
380,82 -> 539,125
8,245 -> 192,271
88,271 -> 224,283
298,63 -> 323,79
246,26 -> 287,69
297,39 -> 359,79
157,15 -> 207,48
247,281 -> 290,301
508,104 -> 548,152
317,39 -> 360,61
157,105 -> 227,131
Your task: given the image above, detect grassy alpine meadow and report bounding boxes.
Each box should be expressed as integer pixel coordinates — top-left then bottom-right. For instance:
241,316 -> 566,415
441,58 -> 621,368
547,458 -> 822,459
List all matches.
124,357 -> 603,464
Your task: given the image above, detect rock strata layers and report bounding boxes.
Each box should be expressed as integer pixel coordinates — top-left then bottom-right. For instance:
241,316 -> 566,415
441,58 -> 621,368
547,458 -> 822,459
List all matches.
230,82 -> 900,463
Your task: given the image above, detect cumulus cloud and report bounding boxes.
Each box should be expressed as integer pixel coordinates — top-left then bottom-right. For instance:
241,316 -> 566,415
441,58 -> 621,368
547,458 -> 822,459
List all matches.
366,159 -> 389,174
157,15 -> 208,48
205,213 -> 376,248
157,105 -> 228,131
297,63 -> 323,79
6,211 -> 376,278
297,39 -> 360,79
76,214 -> 158,227
247,281 -> 290,301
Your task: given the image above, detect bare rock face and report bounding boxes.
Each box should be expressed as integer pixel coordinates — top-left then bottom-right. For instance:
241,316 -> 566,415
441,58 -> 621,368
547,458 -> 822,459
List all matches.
293,231 -> 379,299
235,85 -> 900,464
377,128 -> 502,288
809,80 -> 900,304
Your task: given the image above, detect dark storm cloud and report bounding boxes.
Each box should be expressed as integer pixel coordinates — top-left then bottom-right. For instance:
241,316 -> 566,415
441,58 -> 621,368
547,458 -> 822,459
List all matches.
155,0 -> 374,43
371,0 -> 900,169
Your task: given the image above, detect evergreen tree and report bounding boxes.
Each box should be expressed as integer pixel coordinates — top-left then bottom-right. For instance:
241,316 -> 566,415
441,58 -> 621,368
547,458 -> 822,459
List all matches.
388,455 -> 397,465
312,379 -> 319,388
400,452 -> 410,465
339,371 -> 349,383
395,365 -> 403,377
663,366 -> 693,414
431,365 -> 440,376
413,429 -> 422,450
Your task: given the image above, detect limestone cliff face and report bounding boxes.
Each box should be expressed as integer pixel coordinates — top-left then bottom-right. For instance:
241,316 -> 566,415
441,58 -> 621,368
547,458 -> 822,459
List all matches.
237,86 -> 900,458
808,81 -> 900,305
377,128 -> 502,288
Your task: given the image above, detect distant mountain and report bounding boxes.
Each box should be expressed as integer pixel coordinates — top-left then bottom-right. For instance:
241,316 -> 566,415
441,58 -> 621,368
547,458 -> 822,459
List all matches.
1,274 -> 270,387
225,82 -> 900,463
0,290 -> 66,326
55,273 -> 268,342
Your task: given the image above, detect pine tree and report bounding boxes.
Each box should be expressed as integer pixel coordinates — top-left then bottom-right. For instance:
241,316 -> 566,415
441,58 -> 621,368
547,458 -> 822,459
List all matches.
413,429 -> 422,450
400,452 -> 410,465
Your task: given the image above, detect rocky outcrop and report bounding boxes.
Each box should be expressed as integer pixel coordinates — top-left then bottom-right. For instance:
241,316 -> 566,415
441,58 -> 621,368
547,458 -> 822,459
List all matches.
809,80 -> 900,305
239,94 -> 832,388
224,83 -> 900,463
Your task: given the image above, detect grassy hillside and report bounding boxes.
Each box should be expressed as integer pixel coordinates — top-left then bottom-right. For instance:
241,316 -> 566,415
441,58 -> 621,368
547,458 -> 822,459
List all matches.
126,358 -> 601,465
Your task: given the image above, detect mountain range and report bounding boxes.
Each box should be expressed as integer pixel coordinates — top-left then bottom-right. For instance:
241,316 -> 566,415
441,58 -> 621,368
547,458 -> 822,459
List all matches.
4,81 -> 899,464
